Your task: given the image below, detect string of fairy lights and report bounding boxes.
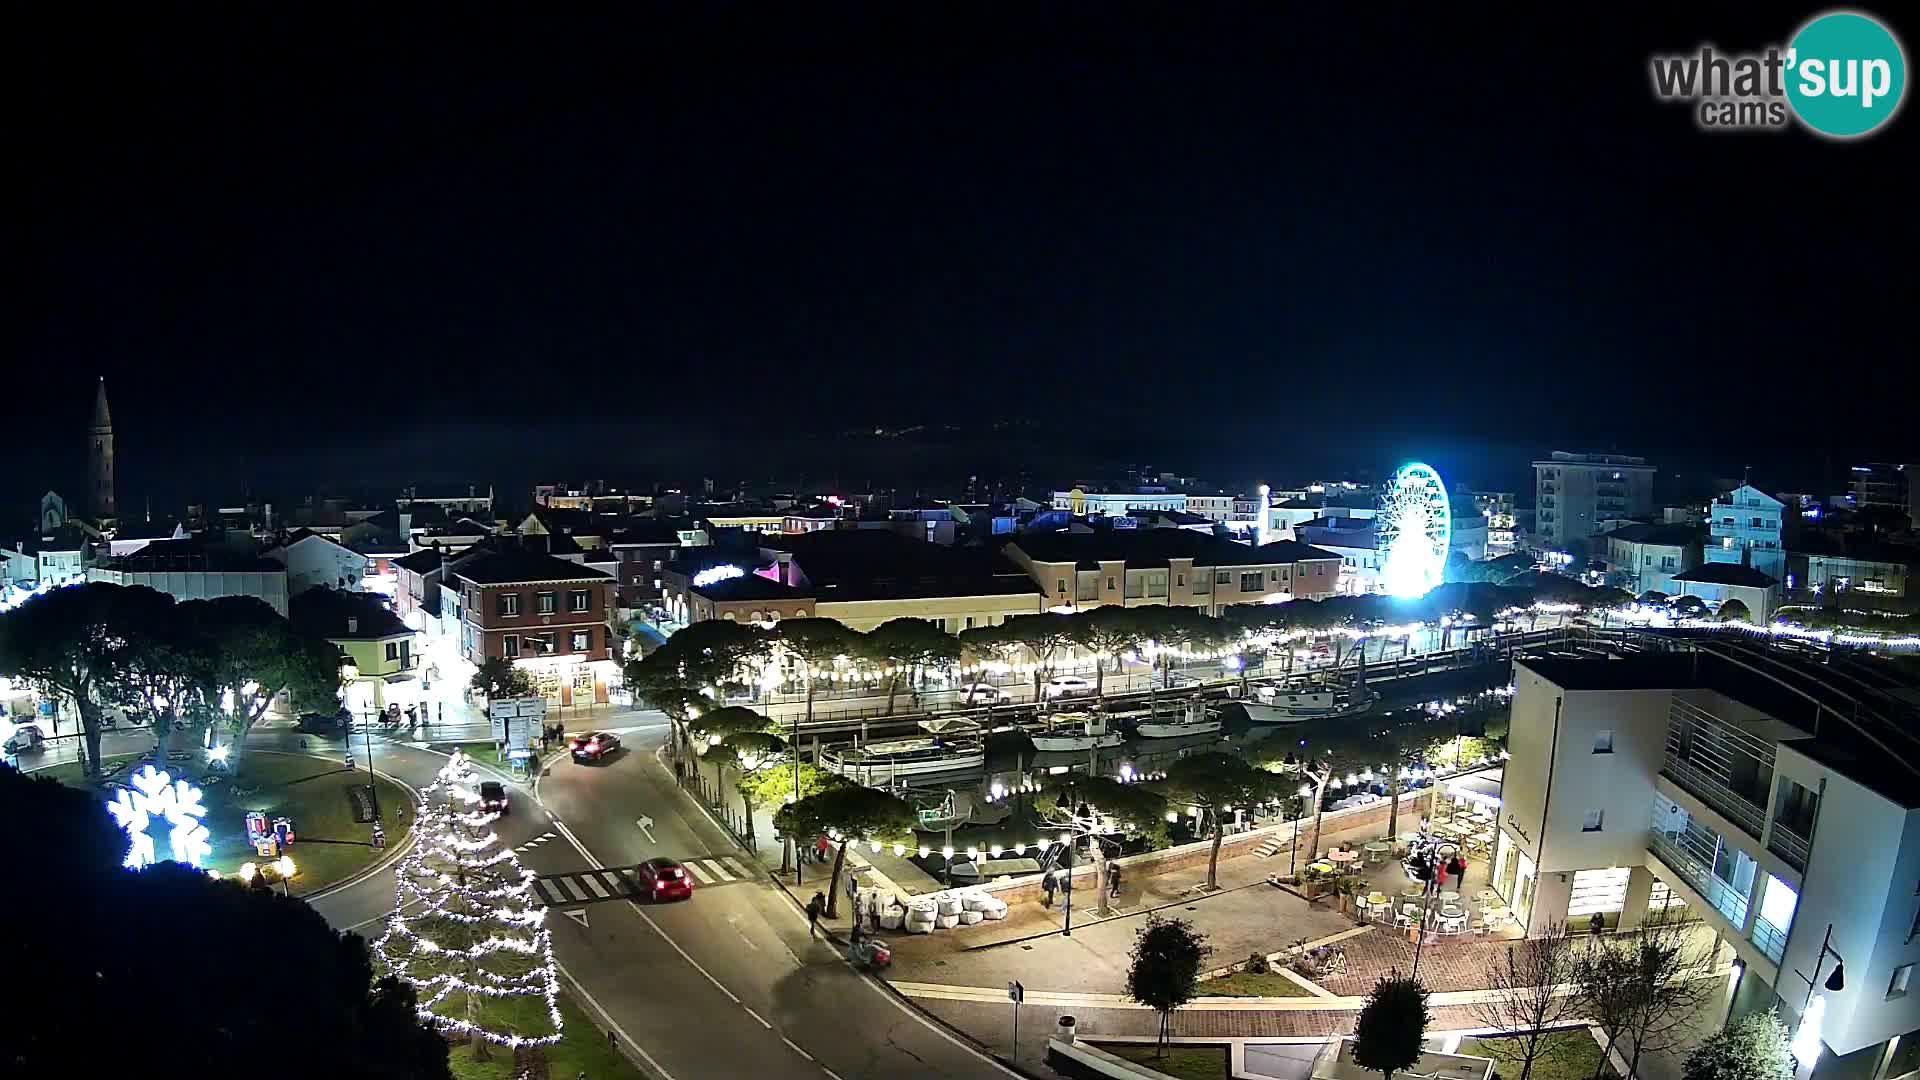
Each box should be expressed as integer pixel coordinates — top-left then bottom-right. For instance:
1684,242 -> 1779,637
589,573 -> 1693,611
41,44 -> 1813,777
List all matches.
372,750 -> 564,1049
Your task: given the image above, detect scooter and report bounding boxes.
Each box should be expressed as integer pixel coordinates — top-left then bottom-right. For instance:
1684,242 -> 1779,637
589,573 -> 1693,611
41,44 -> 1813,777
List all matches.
850,938 -> 892,971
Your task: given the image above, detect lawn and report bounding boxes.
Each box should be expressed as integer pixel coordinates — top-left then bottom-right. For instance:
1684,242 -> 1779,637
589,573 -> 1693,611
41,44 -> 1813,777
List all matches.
1198,967 -> 1318,997
445,989 -> 644,1080
1098,1042 -> 1231,1080
40,749 -> 413,895
1459,1029 -> 1615,1080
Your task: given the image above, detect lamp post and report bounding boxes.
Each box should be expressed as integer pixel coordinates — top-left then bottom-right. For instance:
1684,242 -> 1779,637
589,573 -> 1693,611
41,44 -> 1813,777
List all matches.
275,855 -> 298,896
343,662 -> 378,822
1791,924 -> 1846,1068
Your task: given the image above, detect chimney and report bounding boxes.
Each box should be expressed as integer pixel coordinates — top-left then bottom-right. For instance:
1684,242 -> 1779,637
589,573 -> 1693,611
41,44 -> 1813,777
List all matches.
347,616 -> 359,634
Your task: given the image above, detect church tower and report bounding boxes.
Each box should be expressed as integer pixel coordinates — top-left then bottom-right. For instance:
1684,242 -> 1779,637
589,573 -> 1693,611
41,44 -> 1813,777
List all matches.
89,377 -> 115,520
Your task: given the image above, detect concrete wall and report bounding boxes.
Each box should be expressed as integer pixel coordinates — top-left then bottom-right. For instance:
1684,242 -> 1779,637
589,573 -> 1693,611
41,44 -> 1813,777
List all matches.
1503,665 -> 1670,875
280,535 -> 370,595
87,567 -> 291,617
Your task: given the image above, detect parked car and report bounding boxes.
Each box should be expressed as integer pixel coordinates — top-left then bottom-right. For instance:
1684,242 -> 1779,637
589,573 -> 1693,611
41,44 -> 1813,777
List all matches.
956,683 -> 1002,705
478,780 -> 510,815
635,857 -> 694,902
1042,675 -> 1094,700
295,709 -> 350,736
570,731 -> 621,764
2,721 -> 47,756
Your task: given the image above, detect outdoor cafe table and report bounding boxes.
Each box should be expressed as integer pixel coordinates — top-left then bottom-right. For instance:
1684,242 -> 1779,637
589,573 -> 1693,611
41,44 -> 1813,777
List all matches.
1329,850 -> 1358,868
1363,841 -> 1391,864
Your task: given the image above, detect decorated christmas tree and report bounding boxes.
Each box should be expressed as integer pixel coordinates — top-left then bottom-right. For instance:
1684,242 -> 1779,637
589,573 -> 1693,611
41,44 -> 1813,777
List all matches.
374,749 -> 562,1056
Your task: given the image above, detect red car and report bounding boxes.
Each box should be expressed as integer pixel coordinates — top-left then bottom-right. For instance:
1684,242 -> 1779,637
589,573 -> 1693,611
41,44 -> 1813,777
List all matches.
636,857 -> 693,902
570,731 -> 621,764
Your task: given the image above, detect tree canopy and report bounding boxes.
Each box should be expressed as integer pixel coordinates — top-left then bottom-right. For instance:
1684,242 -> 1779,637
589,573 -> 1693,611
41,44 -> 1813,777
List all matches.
1683,1010 -> 1792,1080
1352,975 -> 1431,1080
774,784 -> 915,915
1127,915 -> 1212,1051
4,763 -> 449,1079
470,655 -> 536,700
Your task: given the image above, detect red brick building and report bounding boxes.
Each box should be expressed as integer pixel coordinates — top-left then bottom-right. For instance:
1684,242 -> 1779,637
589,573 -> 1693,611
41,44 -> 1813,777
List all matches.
454,547 -> 615,706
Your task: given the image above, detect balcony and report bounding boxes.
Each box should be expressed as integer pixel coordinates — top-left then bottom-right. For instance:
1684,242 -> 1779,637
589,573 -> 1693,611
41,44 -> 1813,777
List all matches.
1661,757 -> 1769,840
1767,822 -> 1811,873
1751,913 -> 1789,965
1649,823 -> 1752,928
1663,697 -> 1775,842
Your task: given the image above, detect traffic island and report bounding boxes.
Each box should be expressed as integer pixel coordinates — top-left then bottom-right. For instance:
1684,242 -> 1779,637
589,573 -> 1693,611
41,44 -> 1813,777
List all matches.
41,749 -> 414,895
445,990 -> 646,1080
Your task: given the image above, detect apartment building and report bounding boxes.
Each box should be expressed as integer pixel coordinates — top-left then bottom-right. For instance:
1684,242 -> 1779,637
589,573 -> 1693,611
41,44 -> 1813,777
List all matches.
1533,451 -> 1657,551
1051,489 -> 1189,516
1003,530 -> 1341,613
1500,647 -> 1920,1079
1707,485 -> 1787,584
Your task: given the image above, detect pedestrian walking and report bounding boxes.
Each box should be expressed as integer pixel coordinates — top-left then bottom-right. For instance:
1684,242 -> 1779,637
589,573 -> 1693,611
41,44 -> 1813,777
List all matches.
806,892 -> 825,937
869,892 -> 882,932
845,868 -> 860,907
1589,911 -> 1606,938
815,834 -> 831,864
1040,873 -> 1056,910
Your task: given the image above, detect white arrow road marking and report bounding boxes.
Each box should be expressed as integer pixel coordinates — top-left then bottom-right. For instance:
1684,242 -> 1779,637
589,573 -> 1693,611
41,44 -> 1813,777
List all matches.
563,908 -> 589,929
636,815 -> 656,843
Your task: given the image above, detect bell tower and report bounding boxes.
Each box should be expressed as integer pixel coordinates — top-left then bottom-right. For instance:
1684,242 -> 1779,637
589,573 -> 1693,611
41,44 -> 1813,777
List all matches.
89,377 -> 116,520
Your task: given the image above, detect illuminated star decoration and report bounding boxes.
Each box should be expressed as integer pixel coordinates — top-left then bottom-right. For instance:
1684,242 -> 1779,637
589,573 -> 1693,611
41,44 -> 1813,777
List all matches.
105,765 -> 212,870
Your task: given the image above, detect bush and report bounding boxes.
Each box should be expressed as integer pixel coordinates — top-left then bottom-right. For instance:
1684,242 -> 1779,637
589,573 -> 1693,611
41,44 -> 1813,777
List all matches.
1244,951 -> 1271,975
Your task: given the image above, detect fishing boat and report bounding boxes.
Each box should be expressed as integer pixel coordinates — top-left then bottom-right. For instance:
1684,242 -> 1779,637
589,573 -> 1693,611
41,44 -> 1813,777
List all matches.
820,736 -> 986,786
1028,712 -> 1125,752
1241,682 -> 1379,724
1134,697 -> 1222,739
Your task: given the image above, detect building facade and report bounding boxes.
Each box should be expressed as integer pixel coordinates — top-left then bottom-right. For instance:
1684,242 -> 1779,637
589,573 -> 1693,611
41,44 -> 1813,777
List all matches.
1603,523 -> 1703,596
455,549 -> 615,706
1707,485 -> 1787,584
87,543 -> 291,617
1533,451 -> 1657,551
1051,489 -> 1189,516
1004,532 -> 1340,613
268,530 -> 372,595
1499,651 -> 1920,1080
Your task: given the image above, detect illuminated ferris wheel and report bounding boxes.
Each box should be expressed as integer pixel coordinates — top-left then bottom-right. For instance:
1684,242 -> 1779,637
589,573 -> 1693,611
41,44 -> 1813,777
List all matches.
1377,462 -> 1452,598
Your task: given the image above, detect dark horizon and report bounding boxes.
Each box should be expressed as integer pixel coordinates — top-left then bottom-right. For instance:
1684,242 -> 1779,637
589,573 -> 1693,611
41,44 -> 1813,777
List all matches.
11,6 -> 1916,517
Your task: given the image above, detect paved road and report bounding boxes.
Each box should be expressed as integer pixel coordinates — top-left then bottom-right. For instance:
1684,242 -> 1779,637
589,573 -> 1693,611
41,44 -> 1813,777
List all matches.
533,720 -> 1017,1080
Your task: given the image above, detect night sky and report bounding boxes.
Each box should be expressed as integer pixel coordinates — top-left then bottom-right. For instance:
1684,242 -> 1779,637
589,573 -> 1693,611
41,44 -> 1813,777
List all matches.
12,5 -> 1915,514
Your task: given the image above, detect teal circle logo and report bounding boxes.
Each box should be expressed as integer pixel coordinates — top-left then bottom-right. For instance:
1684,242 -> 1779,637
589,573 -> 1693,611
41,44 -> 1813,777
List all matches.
1786,11 -> 1907,137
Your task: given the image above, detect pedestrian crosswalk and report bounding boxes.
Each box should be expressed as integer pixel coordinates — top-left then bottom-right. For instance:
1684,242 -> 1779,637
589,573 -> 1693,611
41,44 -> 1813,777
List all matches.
530,855 -> 756,906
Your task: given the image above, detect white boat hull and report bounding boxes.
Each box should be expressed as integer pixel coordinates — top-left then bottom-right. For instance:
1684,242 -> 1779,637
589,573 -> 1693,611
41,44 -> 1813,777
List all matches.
1028,731 -> 1126,752
1134,719 -> 1222,739
824,749 -> 987,785
1241,694 -> 1377,725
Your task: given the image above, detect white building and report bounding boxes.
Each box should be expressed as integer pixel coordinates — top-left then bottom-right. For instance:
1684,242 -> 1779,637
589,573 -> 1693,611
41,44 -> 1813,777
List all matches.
87,542 -> 291,617
1500,648 -> 1920,1079
1533,451 -> 1657,551
1,527 -> 91,588
266,529 -> 372,595
1672,562 -> 1782,622
1708,485 -> 1787,584
1603,523 -> 1703,596
1051,489 -> 1188,516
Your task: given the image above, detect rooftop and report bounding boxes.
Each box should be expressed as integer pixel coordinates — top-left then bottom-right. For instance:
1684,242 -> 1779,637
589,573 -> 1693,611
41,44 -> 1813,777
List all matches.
455,549 -> 612,586
1010,529 -> 1339,571
290,588 -> 411,641
1520,642 -> 1920,807
1673,563 -> 1779,588
1603,523 -> 1703,548
692,572 -> 810,603
98,538 -> 283,573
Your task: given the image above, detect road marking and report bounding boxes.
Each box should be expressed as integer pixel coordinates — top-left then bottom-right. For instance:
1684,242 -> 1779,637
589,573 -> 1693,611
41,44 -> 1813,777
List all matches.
782,1036 -> 813,1060
598,870 -> 630,895
704,858 -> 736,882
820,1068 -> 844,1080
580,873 -> 611,899
743,1005 -> 772,1030
561,877 -> 591,902
536,880 -> 567,904
636,815 -> 656,843
563,909 -> 590,929
721,856 -> 753,879
683,860 -> 714,884
555,963 -> 679,1080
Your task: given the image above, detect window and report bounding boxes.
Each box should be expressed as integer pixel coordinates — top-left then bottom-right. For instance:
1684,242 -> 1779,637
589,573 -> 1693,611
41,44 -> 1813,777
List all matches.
503,635 -> 519,659
1175,574 -> 1184,586
1056,579 -> 1066,594
570,589 -> 590,613
537,591 -> 557,614
571,630 -> 591,652
1269,569 -> 1279,582
1645,554 -> 1653,565
1108,577 -> 1116,590
1240,572 -> 1262,591
1593,730 -> 1614,754
499,593 -> 520,617
385,642 -> 399,661
1891,965 -> 1913,1000
1582,809 -> 1604,832
1215,571 -> 1230,585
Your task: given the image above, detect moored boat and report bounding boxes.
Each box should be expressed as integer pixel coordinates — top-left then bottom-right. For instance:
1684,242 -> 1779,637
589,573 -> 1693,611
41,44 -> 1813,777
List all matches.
1242,683 -> 1379,724
1027,712 -> 1125,752
821,736 -> 986,785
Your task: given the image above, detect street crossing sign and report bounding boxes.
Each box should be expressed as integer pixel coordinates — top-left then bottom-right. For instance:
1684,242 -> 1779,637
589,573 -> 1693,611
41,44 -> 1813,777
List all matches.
1007,980 -> 1024,1004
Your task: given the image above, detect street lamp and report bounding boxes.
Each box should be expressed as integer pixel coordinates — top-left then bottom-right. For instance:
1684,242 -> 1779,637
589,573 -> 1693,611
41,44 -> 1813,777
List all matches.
342,661 -> 379,823
275,855 -> 297,896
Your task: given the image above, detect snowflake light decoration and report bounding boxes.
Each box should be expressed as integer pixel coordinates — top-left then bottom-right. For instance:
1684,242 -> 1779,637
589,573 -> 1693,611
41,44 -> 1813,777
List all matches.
105,765 -> 213,870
